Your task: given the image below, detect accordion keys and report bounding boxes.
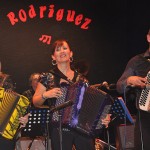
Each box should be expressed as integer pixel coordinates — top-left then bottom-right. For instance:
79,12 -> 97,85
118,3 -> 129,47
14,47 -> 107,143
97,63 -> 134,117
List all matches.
139,71 -> 150,112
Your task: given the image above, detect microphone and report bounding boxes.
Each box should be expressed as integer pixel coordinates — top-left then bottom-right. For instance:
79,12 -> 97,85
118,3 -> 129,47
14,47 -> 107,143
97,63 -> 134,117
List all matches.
102,81 -> 110,90
109,83 -> 116,90
50,100 -> 74,112
90,83 -> 102,88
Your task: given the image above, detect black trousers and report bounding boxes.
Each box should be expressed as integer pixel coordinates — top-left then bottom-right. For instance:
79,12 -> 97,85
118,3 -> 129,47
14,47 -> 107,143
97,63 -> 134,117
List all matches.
0,135 -> 16,150
50,127 -> 95,150
134,110 -> 150,150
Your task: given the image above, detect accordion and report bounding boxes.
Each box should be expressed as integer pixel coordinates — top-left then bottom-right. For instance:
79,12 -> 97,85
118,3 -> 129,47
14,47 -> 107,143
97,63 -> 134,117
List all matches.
138,71 -> 150,112
0,87 -> 30,139
52,82 -> 113,135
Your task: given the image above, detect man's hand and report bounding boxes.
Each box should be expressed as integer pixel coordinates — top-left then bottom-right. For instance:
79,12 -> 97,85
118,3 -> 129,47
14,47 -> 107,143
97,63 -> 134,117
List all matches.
19,113 -> 30,128
127,76 -> 147,88
101,114 -> 111,128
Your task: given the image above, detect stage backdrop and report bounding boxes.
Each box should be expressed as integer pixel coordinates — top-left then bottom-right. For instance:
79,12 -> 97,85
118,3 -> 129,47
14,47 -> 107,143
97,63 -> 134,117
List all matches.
0,0 -> 150,93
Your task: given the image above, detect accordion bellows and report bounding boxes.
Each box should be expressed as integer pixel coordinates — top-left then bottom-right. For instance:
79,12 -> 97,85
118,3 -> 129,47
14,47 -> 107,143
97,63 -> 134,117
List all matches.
0,87 -> 30,139
52,82 -> 113,135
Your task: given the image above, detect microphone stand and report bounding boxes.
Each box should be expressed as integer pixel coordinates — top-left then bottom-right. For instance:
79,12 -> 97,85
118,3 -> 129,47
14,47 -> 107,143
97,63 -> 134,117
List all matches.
98,113 -> 118,150
45,120 -> 51,150
58,112 -> 63,150
26,138 -> 34,150
98,125 -> 117,150
50,100 -> 73,150
106,128 -> 111,150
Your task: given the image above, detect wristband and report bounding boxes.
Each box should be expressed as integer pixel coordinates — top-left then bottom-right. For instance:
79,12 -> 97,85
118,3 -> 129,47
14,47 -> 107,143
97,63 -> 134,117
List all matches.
42,93 -> 47,100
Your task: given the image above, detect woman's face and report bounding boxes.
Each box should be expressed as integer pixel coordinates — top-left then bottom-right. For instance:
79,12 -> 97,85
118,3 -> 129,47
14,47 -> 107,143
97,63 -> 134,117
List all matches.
52,41 -> 73,64
147,34 -> 150,43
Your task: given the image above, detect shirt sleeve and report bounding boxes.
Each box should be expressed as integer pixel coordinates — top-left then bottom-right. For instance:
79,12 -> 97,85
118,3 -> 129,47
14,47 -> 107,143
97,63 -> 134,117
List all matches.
39,72 -> 55,89
116,56 -> 138,94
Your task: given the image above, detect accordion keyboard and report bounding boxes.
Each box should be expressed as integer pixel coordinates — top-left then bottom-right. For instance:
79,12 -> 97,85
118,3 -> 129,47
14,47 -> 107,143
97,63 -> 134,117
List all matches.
139,71 -> 150,112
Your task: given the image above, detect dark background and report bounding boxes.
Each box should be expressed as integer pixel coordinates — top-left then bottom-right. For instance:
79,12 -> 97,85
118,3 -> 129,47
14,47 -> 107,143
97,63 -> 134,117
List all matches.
0,0 -> 150,93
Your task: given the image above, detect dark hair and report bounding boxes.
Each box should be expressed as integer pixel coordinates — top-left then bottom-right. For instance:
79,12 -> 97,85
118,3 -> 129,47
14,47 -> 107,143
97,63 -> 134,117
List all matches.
0,72 -> 14,90
51,39 -> 71,55
29,73 -> 40,86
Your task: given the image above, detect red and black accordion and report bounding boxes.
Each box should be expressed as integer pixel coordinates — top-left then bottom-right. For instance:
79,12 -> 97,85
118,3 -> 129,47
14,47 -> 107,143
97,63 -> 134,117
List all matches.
52,82 -> 113,135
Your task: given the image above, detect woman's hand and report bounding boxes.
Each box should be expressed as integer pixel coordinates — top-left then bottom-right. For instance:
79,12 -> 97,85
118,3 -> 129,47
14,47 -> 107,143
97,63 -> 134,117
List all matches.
101,114 -> 111,128
43,88 -> 62,99
19,113 -> 30,128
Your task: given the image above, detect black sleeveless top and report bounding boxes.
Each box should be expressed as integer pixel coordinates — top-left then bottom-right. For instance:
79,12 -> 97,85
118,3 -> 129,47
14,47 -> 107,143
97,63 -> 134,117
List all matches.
39,67 -> 87,107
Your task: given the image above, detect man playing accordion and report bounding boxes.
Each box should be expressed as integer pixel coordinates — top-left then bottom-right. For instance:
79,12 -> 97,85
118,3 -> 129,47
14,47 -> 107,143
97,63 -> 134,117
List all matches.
0,72 -> 29,150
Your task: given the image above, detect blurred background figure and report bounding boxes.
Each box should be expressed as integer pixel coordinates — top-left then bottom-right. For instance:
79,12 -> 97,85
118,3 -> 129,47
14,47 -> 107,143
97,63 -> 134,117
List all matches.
0,61 -> 15,90
22,73 -> 40,107
0,72 -> 15,90
0,65 -> 29,150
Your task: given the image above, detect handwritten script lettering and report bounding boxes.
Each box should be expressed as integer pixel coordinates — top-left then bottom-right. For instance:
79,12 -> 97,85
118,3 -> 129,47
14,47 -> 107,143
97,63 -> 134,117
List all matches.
7,4 -> 92,30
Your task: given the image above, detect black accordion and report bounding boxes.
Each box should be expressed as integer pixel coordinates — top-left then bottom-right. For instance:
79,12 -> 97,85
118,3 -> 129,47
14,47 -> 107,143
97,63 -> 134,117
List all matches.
0,87 -> 30,139
52,82 -> 113,135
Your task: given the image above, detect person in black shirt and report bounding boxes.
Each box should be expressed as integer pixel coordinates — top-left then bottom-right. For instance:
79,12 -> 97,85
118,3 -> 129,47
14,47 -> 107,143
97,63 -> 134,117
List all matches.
22,73 -> 40,107
116,29 -> 150,150
33,39 -> 111,150
0,72 -> 29,150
